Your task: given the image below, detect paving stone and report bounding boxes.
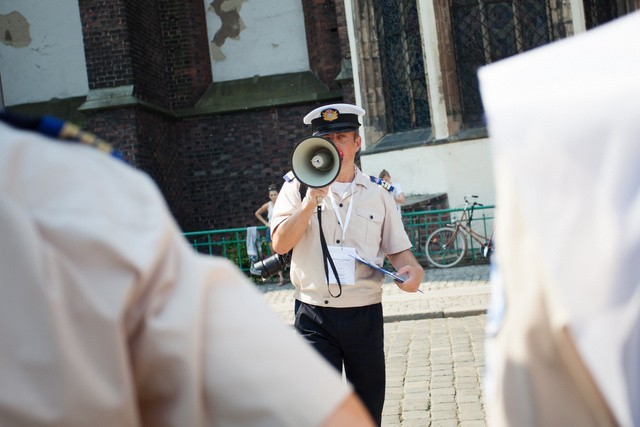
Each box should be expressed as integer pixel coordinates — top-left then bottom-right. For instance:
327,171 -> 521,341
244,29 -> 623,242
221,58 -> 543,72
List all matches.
259,264 -> 490,427
430,409 -> 458,420
430,402 -> 457,412
402,410 -> 431,420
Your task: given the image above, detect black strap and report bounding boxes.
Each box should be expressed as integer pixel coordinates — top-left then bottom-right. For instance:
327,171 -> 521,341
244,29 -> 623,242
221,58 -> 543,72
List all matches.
317,206 -> 342,298
296,182 -> 341,298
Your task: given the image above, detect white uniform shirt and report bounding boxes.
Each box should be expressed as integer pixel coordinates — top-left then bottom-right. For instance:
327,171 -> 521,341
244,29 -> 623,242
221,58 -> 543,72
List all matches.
0,121 -> 351,427
271,168 -> 411,308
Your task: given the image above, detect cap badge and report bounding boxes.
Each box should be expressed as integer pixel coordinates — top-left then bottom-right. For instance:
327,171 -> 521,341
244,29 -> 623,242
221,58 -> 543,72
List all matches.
321,109 -> 339,122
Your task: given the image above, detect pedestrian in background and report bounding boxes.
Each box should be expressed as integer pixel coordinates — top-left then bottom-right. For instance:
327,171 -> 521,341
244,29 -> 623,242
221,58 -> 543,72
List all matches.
379,169 -> 405,212
271,103 -> 424,425
255,183 -> 284,284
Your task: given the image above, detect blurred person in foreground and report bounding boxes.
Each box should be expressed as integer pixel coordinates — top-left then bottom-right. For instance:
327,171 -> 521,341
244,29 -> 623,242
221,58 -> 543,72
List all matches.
479,11 -> 640,427
0,111 -> 374,427
271,103 -> 424,425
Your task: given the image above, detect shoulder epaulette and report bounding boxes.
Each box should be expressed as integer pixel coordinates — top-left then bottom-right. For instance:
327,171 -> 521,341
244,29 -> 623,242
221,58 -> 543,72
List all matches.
283,171 -> 307,200
0,112 -> 124,161
369,175 -> 395,193
283,171 -> 296,183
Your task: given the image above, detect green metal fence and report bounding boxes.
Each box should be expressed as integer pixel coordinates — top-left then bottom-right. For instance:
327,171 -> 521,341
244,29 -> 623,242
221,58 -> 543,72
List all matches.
183,205 -> 495,274
183,225 -> 273,275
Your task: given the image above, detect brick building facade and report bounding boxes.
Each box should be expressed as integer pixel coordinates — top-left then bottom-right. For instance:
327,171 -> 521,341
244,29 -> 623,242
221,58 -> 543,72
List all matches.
75,0 -> 350,232
4,0 -> 638,232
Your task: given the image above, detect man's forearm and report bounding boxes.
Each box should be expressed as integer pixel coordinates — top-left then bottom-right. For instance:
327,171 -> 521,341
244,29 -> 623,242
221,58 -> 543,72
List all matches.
387,249 -> 419,269
272,187 -> 329,254
272,199 -> 317,254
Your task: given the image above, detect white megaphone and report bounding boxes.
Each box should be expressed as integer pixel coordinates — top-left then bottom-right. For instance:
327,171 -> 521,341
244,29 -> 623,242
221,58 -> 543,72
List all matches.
291,136 -> 342,188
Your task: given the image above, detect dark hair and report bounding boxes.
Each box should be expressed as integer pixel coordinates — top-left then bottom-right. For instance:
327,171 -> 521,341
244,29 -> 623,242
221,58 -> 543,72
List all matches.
268,184 -> 278,192
379,169 -> 389,179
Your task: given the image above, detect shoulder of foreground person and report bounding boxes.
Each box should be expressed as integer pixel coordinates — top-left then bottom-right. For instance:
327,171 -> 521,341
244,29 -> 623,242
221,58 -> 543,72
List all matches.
1,121 -> 374,426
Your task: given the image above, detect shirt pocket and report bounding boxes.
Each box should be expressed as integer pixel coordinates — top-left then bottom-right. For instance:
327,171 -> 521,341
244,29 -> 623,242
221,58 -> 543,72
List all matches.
354,207 -> 384,248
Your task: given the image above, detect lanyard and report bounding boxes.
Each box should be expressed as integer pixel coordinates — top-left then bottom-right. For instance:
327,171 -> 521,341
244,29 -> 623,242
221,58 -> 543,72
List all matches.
318,207 -> 342,298
327,180 -> 355,242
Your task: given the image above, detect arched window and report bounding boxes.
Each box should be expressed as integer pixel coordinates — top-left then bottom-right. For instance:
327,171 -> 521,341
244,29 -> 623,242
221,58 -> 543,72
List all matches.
450,0 -> 556,127
373,0 -> 430,133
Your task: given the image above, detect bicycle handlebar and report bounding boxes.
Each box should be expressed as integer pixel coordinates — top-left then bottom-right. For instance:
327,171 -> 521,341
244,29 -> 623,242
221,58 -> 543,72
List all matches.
464,196 -> 483,227
464,195 -> 482,206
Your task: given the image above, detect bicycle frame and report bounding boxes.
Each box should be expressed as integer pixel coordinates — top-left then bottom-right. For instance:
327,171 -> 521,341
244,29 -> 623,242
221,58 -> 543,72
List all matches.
448,207 -> 493,248
425,195 -> 494,268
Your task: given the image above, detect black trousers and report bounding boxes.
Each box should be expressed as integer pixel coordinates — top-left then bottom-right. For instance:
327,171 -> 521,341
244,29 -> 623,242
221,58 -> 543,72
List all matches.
294,300 -> 385,426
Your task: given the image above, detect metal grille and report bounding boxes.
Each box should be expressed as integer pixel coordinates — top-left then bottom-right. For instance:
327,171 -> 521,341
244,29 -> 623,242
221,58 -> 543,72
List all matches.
450,0 -> 554,127
374,0 -> 431,133
583,0 -> 637,29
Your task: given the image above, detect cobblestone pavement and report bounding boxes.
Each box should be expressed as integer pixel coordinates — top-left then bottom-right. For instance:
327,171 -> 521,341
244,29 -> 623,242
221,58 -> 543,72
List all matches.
255,264 -> 490,426
382,315 -> 486,427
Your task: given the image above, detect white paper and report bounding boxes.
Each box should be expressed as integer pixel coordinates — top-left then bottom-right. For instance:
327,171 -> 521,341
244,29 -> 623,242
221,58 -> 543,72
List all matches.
327,246 -> 356,285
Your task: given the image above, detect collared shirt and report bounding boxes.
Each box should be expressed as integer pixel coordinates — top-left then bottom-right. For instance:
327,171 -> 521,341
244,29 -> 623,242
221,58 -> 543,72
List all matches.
271,167 -> 411,308
0,121 -> 351,427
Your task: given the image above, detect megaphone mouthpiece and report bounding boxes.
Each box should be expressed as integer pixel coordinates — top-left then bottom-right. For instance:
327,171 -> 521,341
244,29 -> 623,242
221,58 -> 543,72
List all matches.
311,148 -> 334,171
291,136 -> 343,188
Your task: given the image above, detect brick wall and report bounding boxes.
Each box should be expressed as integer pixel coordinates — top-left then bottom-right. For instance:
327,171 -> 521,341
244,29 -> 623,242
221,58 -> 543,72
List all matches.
80,0 -> 134,89
125,0 -> 167,106
78,0 -> 350,232
155,0 -> 212,108
301,0 -> 343,90
83,108 -> 139,162
171,103 -> 336,231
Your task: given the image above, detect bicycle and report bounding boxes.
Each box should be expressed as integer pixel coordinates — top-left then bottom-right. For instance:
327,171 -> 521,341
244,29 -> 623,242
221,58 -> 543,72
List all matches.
425,195 -> 495,268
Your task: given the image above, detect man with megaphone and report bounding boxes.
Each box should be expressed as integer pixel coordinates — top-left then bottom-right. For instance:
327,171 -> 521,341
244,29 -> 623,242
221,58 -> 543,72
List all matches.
271,103 -> 425,425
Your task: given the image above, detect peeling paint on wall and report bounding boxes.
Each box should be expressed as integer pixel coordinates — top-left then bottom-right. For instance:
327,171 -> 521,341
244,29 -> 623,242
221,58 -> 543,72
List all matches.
207,0 -> 247,61
204,0 -> 309,82
0,11 -> 31,48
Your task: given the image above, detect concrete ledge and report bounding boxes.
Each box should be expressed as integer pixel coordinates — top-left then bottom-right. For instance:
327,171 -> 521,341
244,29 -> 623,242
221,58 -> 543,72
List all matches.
361,126 -> 489,155
271,307 -> 488,326
75,73 -> 342,118
7,96 -> 87,127
79,85 -> 138,111
191,71 -> 342,115
383,307 -> 487,323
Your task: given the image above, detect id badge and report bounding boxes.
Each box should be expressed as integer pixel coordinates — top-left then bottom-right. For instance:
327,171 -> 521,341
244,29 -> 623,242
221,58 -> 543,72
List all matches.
327,246 -> 356,285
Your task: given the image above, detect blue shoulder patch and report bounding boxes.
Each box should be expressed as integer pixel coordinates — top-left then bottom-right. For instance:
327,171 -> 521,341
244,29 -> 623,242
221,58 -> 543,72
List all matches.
369,175 -> 395,193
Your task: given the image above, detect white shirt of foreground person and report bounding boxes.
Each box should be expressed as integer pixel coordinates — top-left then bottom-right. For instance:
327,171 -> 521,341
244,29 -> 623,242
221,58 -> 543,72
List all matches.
0,120 -> 373,427
479,11 -> 640,427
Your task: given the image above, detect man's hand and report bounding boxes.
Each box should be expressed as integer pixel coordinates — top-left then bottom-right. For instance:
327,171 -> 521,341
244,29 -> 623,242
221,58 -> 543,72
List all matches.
306,186 -> 329,206
272,185 -> 329,254
387,249 -> 425,293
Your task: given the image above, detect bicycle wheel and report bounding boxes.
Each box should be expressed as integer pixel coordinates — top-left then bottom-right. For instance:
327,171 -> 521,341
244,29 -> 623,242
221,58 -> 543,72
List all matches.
425,227 -> 468,268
